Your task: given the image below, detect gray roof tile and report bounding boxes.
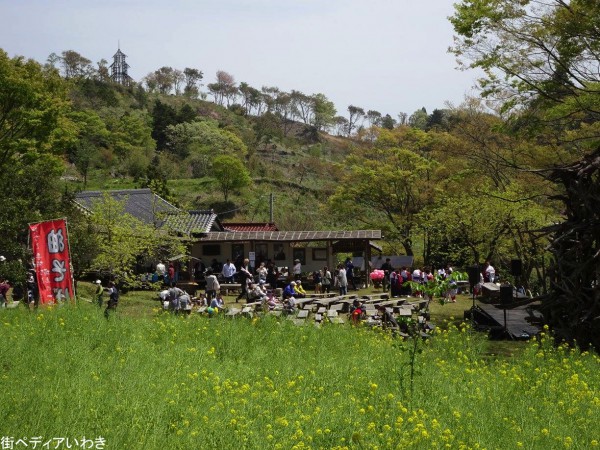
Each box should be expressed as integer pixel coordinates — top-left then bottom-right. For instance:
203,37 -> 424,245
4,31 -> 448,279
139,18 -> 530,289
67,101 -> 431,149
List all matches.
162,210 -> 222,235
74,189 -> 180,226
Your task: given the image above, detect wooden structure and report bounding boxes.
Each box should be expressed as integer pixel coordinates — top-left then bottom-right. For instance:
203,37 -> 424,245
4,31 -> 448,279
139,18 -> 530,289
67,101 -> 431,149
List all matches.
110,48 -> 132,86
73,189 -> 382,282
191,230 -> 382,282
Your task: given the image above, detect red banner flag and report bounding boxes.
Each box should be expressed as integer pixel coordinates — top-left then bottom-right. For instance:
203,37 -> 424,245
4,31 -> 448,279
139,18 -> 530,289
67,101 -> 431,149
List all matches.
29,219 -> 74,304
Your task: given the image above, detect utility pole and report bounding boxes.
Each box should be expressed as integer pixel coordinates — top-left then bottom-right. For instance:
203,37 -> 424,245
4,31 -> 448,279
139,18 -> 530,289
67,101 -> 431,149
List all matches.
269,193 -> 274,223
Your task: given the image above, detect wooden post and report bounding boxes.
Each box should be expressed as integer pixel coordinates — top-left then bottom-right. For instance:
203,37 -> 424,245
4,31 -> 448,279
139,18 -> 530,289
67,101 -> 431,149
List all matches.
365,240 -> 371,288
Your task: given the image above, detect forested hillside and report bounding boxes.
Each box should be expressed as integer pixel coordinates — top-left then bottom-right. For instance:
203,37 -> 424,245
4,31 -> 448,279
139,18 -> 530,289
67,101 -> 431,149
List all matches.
2,0 -> 600,348
0,46 -> 558,280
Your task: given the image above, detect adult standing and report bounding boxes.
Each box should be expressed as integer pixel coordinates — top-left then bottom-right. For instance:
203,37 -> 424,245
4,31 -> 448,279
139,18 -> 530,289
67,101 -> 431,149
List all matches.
26,272 -> 38,308
312,270 -> 322,294
204,269 -> 220,300
293,259 -> 302,281
167,262 -> 175,286
345,257 -> 357,291
390,268 -> 401,298
221,259 -> 237,283
156,261 -> 166,284
193,259 -> 206,282
211,259 -> 221,273
266,263 -> 278,289
94,279 -> 104,307
485,261 -> 496,283
104,281 -> 119,319
321,266 -> 332,293
336,264 -> 348,296
235,259 -> 252,303
380,258 -> 393,292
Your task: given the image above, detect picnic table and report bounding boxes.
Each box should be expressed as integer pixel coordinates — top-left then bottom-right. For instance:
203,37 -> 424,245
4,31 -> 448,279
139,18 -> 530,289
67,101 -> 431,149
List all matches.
374,298 -> 407,308
362,296 -> 405,305
314,296 -> 342,307
308,292 -> 337,298
219,283 -> 271,295
360,293 -> 390,301
220,283 -> 241,295
294,297 -> 316,307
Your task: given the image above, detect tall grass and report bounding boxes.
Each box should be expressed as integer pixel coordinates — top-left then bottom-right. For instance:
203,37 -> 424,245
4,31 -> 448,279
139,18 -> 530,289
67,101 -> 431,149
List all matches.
1,303 -> 598,449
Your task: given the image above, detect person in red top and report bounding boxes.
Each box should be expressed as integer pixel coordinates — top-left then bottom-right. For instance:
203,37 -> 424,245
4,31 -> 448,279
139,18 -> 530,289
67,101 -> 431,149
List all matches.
167,262 -> 175,285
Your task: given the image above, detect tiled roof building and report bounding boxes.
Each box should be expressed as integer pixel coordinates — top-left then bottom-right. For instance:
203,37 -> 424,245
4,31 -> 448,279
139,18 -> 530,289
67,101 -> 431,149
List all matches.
73,189 -> 179,227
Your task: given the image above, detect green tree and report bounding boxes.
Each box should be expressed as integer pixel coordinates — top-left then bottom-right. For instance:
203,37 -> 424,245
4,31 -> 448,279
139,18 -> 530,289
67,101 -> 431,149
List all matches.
328,145 -> 436,255
183,67 -> 203,99
166,120 -> 247,161
68,110 -> 110,185
60,50 -> 93,79
347,105 -> 365,136
311,93 -> 336,131
381,114 -> 396,130
212,155 -> 251,202
0,49 -> 72,170
151,100 -> 178,151
89,194 -> 185,283
0,49 -> 74,260
408,107 -> 428,130
207,70 -> 237,106
449,0 -> 600,349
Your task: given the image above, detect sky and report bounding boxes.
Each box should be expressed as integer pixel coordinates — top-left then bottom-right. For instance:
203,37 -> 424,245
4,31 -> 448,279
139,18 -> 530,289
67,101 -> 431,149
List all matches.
0,0 -> 481,118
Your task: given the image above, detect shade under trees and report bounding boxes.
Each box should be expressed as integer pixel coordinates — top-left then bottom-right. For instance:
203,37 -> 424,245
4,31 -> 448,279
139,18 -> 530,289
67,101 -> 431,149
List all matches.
451,0 -> 600,349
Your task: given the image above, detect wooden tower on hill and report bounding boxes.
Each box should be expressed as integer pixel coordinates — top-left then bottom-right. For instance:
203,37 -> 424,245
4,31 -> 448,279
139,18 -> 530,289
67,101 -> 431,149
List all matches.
110,46 -> 132,86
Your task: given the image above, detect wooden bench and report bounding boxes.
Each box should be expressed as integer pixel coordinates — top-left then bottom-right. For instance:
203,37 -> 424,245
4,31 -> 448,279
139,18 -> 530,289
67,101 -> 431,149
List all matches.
309,292 -> 337,298
220,283 -> 242,295
294,297 -> 315,307
398,308 -> 412,317
326,310 -> 346,324
360,293 -> 390,301
245,301 -> 262,308
297,309 -> 309,319
315,296 -> 341,306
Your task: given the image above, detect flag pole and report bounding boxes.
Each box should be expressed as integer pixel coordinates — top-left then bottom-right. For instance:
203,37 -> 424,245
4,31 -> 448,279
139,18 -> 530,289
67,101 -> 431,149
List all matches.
64,218 -> 77,304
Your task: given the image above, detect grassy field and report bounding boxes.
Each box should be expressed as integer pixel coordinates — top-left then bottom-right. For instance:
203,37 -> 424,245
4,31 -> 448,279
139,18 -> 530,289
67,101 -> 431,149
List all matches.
1,288 -> 598,449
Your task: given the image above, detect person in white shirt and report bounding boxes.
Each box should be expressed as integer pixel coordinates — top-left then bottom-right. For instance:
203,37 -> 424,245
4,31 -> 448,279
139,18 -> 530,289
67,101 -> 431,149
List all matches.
156,261 -> 166,283
157,289 -> 169,309
485,262 -> 496,283
221,259 -> 236,283
335,264 -> 348,296
412,268 -> 422,283
293,259 -> 302,280
256,262 -> 268,282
